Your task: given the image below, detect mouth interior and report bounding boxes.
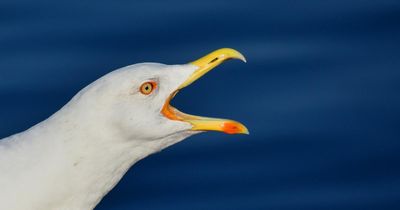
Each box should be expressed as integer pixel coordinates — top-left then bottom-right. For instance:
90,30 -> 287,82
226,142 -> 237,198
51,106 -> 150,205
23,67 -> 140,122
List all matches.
161,90 -> 198,121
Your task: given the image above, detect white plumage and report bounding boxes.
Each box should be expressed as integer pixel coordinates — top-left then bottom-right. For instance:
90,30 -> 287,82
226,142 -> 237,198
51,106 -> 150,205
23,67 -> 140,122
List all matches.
0,48 -> 247,210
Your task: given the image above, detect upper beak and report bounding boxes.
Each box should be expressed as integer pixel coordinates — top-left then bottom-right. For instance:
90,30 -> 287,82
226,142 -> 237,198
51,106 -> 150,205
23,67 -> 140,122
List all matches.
161,48 -> 249,135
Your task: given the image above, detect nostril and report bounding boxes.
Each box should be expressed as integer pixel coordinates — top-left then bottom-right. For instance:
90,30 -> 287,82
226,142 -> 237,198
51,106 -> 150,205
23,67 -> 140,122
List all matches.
208,57 -> 218,64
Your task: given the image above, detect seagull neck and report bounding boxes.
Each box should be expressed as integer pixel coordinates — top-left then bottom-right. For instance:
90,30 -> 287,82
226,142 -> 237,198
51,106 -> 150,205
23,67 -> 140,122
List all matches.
9,107 -> 180,210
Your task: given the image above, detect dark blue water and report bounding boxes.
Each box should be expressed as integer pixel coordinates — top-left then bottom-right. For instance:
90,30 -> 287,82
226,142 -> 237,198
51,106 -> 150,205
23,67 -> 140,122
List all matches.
1,0 -> 400,209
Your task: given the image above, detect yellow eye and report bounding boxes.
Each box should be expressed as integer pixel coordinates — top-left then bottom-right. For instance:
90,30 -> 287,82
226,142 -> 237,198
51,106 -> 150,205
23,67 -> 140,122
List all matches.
140,81 -> 156,95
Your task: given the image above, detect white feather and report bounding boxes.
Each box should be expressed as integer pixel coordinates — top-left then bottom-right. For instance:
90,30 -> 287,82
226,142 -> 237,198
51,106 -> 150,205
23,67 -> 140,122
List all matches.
0,63 -> 198,210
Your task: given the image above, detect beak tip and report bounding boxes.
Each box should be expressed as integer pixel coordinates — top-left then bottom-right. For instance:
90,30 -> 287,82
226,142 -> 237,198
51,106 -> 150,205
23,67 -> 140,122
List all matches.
240,126 -> 250,135
221,121 -> 249,135
222,48 -> 246,63
238,55 -> 247,63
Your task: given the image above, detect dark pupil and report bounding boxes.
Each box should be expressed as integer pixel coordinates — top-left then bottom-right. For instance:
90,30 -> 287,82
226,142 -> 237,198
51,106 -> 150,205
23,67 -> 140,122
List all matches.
145,84 -> 150,91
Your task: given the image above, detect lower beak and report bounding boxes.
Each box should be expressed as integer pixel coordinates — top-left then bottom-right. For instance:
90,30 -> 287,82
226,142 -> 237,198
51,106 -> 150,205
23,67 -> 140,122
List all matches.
161,48 -> 249,135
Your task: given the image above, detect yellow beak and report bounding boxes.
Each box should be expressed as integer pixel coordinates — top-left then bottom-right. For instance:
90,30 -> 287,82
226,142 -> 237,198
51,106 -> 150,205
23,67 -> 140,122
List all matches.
161,48 -> 249,135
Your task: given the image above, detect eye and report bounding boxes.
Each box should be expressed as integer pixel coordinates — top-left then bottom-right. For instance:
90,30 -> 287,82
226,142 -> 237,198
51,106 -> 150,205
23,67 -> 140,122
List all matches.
139,81 -> 156,95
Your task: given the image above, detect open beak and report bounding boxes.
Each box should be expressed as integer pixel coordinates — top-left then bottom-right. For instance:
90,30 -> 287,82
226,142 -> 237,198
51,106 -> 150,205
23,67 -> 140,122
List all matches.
161,48 -> 249,135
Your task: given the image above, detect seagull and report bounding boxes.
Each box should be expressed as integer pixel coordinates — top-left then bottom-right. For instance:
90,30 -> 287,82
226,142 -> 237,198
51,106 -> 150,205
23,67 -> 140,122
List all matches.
0,48 -> 248,210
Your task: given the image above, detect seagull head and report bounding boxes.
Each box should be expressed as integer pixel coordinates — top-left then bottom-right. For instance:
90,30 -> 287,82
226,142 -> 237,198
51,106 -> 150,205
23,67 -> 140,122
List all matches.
0,48 -> 249,210
70,48 -> 248,143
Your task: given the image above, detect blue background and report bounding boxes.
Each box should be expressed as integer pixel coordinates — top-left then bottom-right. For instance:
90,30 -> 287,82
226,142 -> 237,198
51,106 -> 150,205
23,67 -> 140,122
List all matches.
1,0 -> 400,209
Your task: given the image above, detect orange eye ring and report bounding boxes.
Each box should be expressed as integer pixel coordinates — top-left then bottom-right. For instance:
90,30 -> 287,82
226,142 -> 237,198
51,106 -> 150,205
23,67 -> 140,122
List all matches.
140,81 -> 157,95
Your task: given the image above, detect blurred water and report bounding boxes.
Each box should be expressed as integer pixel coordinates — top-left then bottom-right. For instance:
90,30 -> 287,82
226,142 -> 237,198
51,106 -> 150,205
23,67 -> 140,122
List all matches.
1,0 -> 400,209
